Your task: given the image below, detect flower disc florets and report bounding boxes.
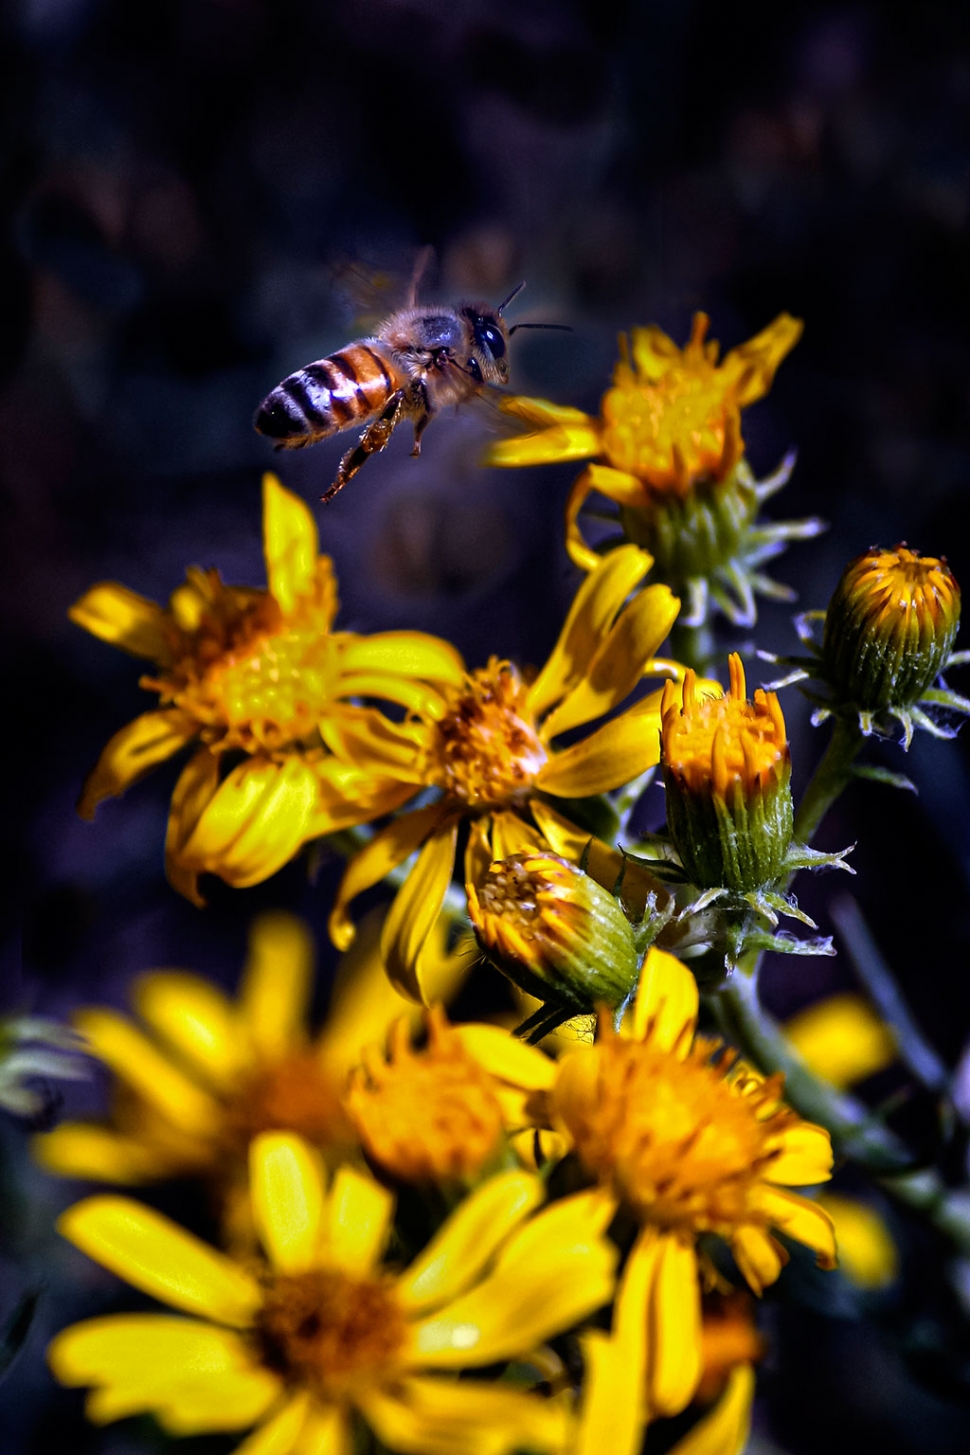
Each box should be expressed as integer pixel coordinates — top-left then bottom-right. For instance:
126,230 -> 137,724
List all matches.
822,544 -> 961,712
428,659 -> 549,808
468,852 -> 640,1013
661,655 -> 792,892
565,1018 -> 798,1237
257,1267 -> 407,1395
145,570 -> 340,756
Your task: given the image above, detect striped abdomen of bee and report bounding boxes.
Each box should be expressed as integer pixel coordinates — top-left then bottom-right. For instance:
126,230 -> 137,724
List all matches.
253,342 -> 405,452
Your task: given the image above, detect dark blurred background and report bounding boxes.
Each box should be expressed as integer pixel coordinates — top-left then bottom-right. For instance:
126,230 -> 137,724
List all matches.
3,1 -> 970,1451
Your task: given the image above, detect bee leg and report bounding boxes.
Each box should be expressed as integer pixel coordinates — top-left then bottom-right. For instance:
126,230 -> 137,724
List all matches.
321,390 -> 406,503
409,382 -> 434,457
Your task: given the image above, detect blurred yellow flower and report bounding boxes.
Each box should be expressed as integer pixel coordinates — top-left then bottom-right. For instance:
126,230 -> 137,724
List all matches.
71,473 -> 464,902
344,1004 -> 509,1186
50,1134 -> 617,1455
816,1192 -> 898,1290
327,544 -> 689,1000
33,910 -> 467,1239
552,946 -> 835,1417
784,992 -> 896,1090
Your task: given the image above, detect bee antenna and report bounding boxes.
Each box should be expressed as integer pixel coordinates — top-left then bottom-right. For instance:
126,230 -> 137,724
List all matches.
497,281 -> 527,315
508,322 -> 573,335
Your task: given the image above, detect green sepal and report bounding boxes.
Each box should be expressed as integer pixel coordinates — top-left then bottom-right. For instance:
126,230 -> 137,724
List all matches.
849,764 -> 918,794
740,929 -> 837,957
781,840 -> 856,874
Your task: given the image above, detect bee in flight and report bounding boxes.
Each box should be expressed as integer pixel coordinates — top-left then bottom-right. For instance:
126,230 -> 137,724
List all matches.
253,262 -> 563,502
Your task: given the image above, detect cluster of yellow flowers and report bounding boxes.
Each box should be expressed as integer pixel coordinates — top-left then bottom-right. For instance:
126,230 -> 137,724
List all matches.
26,310 -> 969,1455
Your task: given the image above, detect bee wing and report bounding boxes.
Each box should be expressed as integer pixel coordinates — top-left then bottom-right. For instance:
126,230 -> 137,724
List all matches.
326,246 -> 438,333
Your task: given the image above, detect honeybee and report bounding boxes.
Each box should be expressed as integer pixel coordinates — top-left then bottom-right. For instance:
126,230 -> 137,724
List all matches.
254,264 -> 560,503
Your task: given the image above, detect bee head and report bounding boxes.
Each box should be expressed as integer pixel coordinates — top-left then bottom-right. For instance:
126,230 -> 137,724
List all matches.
462,304 -> 510,381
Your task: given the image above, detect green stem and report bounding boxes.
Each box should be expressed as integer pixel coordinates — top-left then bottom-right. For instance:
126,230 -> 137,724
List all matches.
669,618 -> 715,677
792,713 -> 864,846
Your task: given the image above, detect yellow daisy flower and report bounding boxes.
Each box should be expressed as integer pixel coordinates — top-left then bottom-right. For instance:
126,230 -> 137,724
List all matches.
71,472 -> 464,903
551,945 -> 836,1418
49,1134 -> 617,1455
488,313 -> 815,629
326,543 -> 688,1000
33,910 -> 467,1240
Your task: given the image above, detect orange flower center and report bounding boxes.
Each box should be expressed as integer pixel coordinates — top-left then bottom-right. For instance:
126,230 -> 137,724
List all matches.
600,317 -> 740,495
428,659 -> 548,809
842,545 -> 959,631
145,568 -> 340,754
221,1054 -> 353,1159
661,656 -> 787,799
344,1007 -> 505,1183
562,1021 -> 793,1236
257,1267 -> 406,1395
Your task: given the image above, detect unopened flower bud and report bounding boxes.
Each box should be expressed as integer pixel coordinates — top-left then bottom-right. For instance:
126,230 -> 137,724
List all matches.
467,852 -> 640,1011
661,654 -> 792,892
822,545 -> 961,712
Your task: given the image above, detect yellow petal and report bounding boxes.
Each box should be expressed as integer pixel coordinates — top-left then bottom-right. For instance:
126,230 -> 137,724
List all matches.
73,1007 -> 219,1135
48,1313 -> 251,1386
489,810 -> 544,860
177,755 -> 320,889
409,1216 -> 615,1368
537,697 -> 664,798
396,1171 -> 544,1314
758,1187 -> 837,1268
637,1228 -> 704,1417
154,1368 -> 282,1435
525,543 -> 653,723
238,911 -> 314,1062
719,313 -> 803,408
729,1227 -> 787,1296
78,710 -> 195,820
69,582 -> 169,659
339,631 -> 465,687
249,1133 -> 325,1274
453,1025 -> 557,1092
672,1364 -> 755,1455
784,993 -> 896,1090
539,584 -> 680,742
576,1328 -> 644,1455
233,1394 -> 313,1455
291,1403 -> 351,1455
380,820 -> 459,1003
485,396 -> 601,468
492,1187 -> 616,1279
262,472 -> 320,613
165,748 -> 221,905
332,674 -> 449,721
133,972 -> 242,1090
32,1123 -> 171,1184
767,1122 -> 833,1186
361,1376 -> 568,1455
328,803 -> 450,952
631,947 -> 698,1052
57,1196 -> 263,1325
310,761 -> 419,836
319,707 -> 426,778
816,1193 -> 897,1290
323,1164 -> 394,1277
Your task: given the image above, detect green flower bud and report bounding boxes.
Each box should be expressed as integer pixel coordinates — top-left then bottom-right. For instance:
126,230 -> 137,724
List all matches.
661,654 -> 793,893
466,852 -> 639,1012
822,545 -> 961,711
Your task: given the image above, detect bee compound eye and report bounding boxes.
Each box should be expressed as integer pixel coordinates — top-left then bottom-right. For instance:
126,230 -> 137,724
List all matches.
473,318 -> 506,361
466,356 -> 483,383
